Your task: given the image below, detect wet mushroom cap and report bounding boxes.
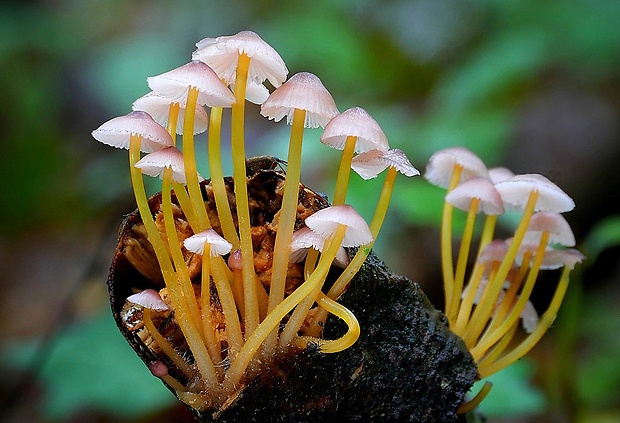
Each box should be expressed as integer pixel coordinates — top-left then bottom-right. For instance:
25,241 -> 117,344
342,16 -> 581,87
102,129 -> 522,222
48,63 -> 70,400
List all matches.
147,60 -> 236,107
304,204 -> 373,248
260,72 -> 339,128
523,212 -> 576,247
424,147 -> 489,188
91,111 -> 173,153
320,107 -> 389,153
289,227 -> 350,267
351,148 -> 419,180
134,146 -> 203,184
126,288 -> 169,311
444,177 -> 505,215
183,229 -> 233,257
193,30 -> 288,88
494,174 -> 575,213
132,91 -> 210,135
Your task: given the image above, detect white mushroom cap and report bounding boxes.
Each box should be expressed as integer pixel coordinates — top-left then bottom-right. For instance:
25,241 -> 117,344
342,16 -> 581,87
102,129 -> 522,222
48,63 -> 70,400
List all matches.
231,80 -> 271,105
193,30 -> 288,88
134,146 -> 204,184
126,289 -> 169,311
523,212 -> 576,247
477,239 -> 509,265
351,148 -> 420,180
494,174 -> 575,213
539,248 -> 586,270
424,147 -> 489,188
147,61 -> 236,107
320,107 -> 389,153
132,91 -> 209,135
183,229 -> 233,257
304,205 -> 373,248
91,111 -> 173,153
289,227 -> 350,268
260,72 -> 339,129
488,167 -> 515,184
519,297 -> 539,333
444,177 -> 505,215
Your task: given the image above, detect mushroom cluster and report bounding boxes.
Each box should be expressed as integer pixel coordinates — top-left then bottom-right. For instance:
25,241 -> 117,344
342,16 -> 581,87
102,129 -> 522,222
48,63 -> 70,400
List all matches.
92,30 -> 583,418
425,147 -> 585,411
92,31 -> 417,413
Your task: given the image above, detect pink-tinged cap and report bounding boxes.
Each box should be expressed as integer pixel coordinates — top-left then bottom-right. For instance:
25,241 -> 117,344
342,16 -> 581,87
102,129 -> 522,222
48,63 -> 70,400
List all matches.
494,174 -> 575,213
320,107 -> 389,153
445,177 -> 505,215
183,229 -> 233,257
523,212 -> 576,247
304,205 -> 373,248
425,147 -> 489,188
132,91 -> 209,135
134,146 -> 204,184
351,148 -> 419,180
91,111 -> 173,153
126,289 -> 169,311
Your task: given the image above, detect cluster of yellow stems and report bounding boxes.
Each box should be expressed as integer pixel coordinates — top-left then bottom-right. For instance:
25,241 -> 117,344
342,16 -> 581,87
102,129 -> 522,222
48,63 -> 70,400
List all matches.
93,31 -> 418,409
426,148 -> 585,412
92,30 -> 583,413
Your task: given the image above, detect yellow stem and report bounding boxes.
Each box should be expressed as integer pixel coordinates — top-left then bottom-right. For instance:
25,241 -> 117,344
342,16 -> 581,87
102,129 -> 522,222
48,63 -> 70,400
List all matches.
166,102 -> 181,145
304,248 -> 320,280
476,319 -> 519,365
200,245 -> 223,370
171,182 -> 200,235
476,215 -> 498,258
463,191 -> 539,345
230,53 -> 259,339
293,293 -> 360,353
332,135 -> 357,205
451,262 -> 487,335
143,308 -> 194,378
441,165 -> 463,312
208,106 -> 239,245
264,108 -> 307,354
182,86 -> 211,231
472,231 -> 549,357
225,225 -> 347,392
479,266 -> 572,378
448,198 -> 480,325
211,255 -> 244,360
161,169 -> 205,341
457,382 -> 493,414
305,167 -> 397,337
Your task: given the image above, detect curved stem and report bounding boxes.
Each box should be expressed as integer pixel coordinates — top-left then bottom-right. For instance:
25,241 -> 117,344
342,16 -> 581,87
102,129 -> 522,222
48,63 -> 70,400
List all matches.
476,214 -> 498,257
294,293 -> 360,353
457,382 -> 493,414
166,102 -> 181,146
224,225 -> 347,392
452,262 -> 487,335
332,135 -> 357,205
200,245 -> 223,370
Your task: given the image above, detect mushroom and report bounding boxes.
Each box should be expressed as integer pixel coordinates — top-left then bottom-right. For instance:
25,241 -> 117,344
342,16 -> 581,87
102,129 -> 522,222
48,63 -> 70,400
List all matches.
184,229 -> 241,364
223,205 -> 371,392
423,147 -> 490,311
443,177 -> 505,325
259,72 -> 339,356
320,107 -> 390,205
147,60 -> 236,234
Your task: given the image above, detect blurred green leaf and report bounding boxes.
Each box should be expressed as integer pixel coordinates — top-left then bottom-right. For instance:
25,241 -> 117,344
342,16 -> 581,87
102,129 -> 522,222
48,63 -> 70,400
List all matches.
582,215 -> 620,261
2,311 -> 176,419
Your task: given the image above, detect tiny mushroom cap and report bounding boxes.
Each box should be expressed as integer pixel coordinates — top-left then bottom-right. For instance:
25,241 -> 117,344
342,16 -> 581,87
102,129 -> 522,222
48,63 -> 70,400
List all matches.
134,146 -> 204,184
126,289 -> 169,311
523,212 -> 576,247
320,107 -> 389,153
477,239 -> 510,265
539,248 -> 586,270
92,111 -> 173,153
183,229 -> 233,257
260,72 -> 339,128
444,177 -> 505,215
132,91 -> 209,135
289,227 -> 350,268
424,147 -> 490,189
488,167 -> 515,184
193,30 -> 288,88
147,61 -> 236,107
494,174 -> 575,213
304,205 -> 373,248
519,298 -> 539,333
351,148 -> 420,180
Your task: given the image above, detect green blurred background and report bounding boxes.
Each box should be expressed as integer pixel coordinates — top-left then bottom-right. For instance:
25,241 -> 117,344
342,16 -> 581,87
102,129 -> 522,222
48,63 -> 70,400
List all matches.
1,0 -> 619,421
